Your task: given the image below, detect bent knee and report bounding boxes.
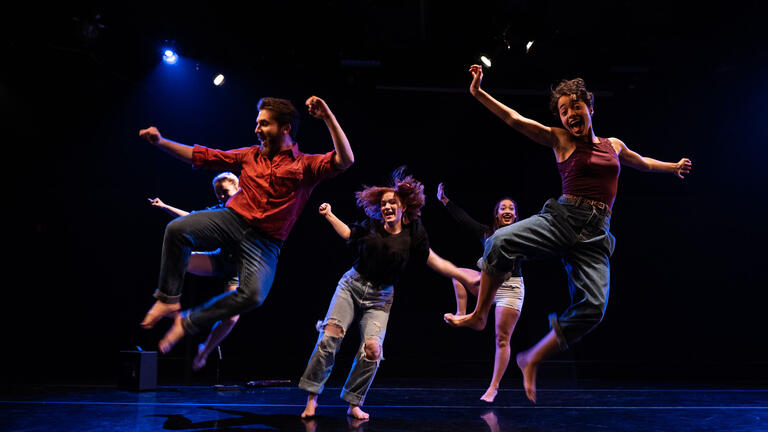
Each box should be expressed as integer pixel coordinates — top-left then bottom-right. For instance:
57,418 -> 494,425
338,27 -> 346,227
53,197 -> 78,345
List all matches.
363,338 -> 381,361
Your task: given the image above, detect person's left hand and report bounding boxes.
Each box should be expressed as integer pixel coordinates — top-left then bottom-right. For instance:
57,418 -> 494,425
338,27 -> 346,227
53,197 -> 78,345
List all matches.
306,96 -> 331,120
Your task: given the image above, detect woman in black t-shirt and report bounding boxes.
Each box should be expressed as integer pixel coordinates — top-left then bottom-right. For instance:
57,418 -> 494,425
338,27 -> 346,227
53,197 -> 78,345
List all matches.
298,170 -> 478,421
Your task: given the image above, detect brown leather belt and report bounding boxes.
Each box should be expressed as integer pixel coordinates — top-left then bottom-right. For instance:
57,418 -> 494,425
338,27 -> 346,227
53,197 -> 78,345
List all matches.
561,194 -> 612,214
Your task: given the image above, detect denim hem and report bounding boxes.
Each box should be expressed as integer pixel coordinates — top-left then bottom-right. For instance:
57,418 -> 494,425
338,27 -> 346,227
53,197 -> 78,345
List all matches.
548,313 -> 570,350
298,377 -> 324,395
153,289 -> 181,304
481,260 -> 508,278
341,388 -> 364,406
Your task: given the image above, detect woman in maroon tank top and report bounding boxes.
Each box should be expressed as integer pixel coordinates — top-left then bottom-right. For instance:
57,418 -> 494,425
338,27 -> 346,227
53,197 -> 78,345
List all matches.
444,64 -> 692,403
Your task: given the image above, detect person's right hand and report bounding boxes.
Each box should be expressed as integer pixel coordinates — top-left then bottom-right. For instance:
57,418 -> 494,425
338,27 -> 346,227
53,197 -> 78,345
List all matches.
318,202 -> 332,215
139,126 -> 162,145
436,183 -> 449,204
469,64 -> 484,95
148,197 -> 166,208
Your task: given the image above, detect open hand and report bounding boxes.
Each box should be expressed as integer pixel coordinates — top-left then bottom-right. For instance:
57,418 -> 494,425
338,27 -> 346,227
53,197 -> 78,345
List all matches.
437,182 -> 449,204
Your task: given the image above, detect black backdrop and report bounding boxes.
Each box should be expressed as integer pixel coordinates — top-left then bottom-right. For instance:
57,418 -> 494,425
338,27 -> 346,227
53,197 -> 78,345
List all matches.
7,1 -> 768,388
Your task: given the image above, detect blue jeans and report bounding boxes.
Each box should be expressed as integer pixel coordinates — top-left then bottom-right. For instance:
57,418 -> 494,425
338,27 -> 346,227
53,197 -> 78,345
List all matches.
482,196 -> 616,349
298,268 -> 393,406
153,208 -> 281,334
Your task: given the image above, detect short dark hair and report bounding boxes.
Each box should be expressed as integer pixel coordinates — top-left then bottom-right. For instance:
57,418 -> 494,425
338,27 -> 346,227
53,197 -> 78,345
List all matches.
549,78 -> 594,116
257,97 -> 300,139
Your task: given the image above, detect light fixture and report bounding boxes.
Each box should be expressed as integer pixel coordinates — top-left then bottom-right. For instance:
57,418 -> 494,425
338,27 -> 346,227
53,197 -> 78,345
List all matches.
162,49 -> 178,65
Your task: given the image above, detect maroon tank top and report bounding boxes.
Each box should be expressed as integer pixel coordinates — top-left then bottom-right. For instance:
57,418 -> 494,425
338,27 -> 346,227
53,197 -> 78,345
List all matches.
557,137 -> 620,208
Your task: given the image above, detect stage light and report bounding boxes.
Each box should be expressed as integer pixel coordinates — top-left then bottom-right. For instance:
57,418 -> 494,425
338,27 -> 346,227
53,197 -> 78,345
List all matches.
162,49 -> 178,65
480,55 -> 492,68
526,40 -> 535,53
213,74 -> 225,86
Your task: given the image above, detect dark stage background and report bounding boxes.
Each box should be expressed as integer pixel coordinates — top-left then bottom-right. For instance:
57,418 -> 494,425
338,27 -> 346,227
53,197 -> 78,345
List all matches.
7,2 -> 768,388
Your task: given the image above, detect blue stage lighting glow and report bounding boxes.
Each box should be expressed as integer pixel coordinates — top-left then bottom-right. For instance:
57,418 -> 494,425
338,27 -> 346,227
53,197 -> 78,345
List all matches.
162,49 -> 178,65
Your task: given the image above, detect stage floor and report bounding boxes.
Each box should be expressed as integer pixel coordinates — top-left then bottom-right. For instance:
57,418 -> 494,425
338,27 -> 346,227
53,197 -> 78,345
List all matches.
2,382 -> 767,431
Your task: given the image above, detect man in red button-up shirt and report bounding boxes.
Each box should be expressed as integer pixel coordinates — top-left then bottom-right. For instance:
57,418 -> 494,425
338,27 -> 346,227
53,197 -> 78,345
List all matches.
138,96 -> 354,355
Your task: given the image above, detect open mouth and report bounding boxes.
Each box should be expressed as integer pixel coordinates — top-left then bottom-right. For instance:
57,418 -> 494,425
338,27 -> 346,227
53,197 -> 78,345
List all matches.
568,117 -> 584,134
382,208 -> 395,218
500,214 -> 514,224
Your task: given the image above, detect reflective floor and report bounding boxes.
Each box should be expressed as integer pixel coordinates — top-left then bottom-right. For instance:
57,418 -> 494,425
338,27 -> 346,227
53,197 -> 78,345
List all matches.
2,382 -> 767,431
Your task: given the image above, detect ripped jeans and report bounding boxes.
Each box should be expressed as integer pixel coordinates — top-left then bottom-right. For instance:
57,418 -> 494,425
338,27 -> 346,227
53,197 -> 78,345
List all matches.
298,267 -> 393,406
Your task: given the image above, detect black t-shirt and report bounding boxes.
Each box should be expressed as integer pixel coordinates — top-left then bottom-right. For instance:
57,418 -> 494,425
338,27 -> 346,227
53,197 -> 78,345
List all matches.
348,217 -> 430,286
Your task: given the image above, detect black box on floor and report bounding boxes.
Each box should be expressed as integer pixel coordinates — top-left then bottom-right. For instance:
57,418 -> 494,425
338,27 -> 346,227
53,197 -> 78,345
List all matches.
118,350 -> 157,391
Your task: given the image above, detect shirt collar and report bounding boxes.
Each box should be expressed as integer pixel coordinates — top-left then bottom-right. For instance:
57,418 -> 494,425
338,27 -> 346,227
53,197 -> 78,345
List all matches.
256,142 -> 300,160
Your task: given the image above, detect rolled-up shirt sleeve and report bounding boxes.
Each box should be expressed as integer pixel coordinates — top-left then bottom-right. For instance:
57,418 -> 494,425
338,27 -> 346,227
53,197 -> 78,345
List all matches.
192,145 -> 247,170
303,150 -> 343,184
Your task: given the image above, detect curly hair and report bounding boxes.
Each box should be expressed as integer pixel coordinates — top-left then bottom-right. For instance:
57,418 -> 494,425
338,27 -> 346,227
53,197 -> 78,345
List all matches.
355,166 -> 425,224
548,78 -> 594,116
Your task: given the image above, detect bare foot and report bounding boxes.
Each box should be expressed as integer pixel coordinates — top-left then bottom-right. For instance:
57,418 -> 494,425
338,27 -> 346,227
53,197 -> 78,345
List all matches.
140,301 -> 181,329
158,313 -> 185,354
192,343 -> 208,371
480,386 -> 498,403
516,352 -> 537,403
443,312 -> 486,331
300,394 -> 318,419
347,405 -> 370,420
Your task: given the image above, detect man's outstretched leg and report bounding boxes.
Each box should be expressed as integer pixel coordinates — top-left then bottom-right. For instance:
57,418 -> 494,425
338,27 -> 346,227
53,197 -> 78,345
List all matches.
515,330 -> 560,403
444,271 -> 504,330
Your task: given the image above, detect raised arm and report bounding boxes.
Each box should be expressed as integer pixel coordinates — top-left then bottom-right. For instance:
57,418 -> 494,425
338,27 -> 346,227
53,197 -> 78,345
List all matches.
318,203 -> 351,240
148,197 -> 190,218
612,138 -> 692,178
427,249 -> 480,291
305,96 -> 354,171
139,127 -> 194,164
437,182 -> 490,242
469,65 -> 559,148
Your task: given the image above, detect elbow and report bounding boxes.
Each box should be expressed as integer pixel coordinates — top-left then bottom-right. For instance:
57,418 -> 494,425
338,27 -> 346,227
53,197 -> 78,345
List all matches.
337,154 -> 354,171
504,112 -> 520,127
344,154 -> 355,169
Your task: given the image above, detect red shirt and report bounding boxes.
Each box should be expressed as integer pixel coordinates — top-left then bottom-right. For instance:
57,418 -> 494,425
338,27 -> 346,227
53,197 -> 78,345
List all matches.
557,137 -> 620,208
192,144 -> 341,241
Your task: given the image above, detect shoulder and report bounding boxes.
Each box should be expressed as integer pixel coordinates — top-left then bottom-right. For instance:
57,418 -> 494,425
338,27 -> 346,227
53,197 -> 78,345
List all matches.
606,137 -> 626,155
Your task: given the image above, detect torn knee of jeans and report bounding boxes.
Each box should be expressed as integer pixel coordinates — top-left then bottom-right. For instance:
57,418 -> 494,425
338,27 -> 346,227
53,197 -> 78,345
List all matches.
318,333 -> 342,354
363,337 -> 382,361
318,319 -> 345,338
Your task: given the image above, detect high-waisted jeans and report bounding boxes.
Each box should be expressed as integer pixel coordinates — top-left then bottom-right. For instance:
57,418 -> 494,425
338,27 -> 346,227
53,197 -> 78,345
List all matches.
482,196 -> 615,349
298,267 -> 393,406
